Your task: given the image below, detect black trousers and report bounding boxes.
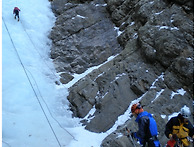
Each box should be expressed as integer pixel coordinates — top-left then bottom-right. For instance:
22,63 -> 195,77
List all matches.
14,10 -> 19,18
143,139 -> 160,147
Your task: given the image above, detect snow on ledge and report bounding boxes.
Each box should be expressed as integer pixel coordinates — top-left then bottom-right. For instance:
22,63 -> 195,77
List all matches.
170,88 -> 186,99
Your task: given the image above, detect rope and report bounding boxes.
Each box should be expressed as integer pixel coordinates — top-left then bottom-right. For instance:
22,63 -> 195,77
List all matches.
25,68 -> 77,141
2,140 -> 11,147
20,21 -> 77,141
20,21 -> 59,80
2,17 -> 61,147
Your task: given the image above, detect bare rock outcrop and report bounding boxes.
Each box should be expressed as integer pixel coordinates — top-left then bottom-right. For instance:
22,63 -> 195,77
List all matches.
49,0 -> 193,146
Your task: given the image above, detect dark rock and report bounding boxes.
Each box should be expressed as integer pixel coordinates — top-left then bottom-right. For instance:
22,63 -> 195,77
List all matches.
50,1 -> 122,83
59,72 -> 74,84
49,0 -> 193,146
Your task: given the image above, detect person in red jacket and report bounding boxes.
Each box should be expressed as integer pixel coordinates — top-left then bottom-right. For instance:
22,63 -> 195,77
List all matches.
13,7 -> 20,21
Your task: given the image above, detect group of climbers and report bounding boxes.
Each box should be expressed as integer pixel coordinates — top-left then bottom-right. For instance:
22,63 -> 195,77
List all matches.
127,103 -> 194,147
12,5 -> 193,147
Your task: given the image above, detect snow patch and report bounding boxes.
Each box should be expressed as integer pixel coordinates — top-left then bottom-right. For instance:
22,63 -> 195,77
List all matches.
150,73 -> 164,89
151,89 -> 164,103
168,112 -> 179,121
116,133 -> 123,139
115,73 -> 126,80
94,72 -> 105,81
186,57 -> 192,61
161,115 -> 166,119
130,21 -> 135,26
171,88 -> 186,99
114,27 -> 123,36
84,106 -> 96,123
133,33 -> 138,39
155,10 -> 163,15
156,25 -> 179,31
95,4 -> 107,7
76,15 -> 86,19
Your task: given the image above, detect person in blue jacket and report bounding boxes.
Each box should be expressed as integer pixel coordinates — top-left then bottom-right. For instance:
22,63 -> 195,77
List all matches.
131,103 -> 160,147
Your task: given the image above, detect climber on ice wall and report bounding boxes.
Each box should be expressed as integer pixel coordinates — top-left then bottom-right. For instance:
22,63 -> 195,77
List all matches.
13,7 -> 20,21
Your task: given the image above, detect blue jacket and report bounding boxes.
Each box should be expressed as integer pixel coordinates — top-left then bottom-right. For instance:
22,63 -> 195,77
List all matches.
134,111 -> 159,146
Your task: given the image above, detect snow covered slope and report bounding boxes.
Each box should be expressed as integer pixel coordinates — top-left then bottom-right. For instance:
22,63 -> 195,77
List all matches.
2,0 -> 106,146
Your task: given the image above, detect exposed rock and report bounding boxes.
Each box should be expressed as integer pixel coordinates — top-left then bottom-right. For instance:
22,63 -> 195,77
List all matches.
49,0 -> 193,146
59,72 -> 74,84
50,0 -> 122,83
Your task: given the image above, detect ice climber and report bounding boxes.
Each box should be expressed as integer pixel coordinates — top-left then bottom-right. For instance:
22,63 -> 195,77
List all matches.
165,106 -> 194,147
130,103 -> 160,147
13,7 -> 20,21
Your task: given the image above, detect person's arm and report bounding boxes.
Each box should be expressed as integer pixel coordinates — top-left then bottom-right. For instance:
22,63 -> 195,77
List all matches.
187,120 -> 194,138
165,118 -> 174,139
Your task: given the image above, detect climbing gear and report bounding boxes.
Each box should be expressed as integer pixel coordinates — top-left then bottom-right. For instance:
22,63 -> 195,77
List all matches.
166,139 -> 178,147
166,134 -> 180,147
172,120 -> 190,146
166,134 -> 194,147
125,127 -> 137,147
180,107 -> 191,118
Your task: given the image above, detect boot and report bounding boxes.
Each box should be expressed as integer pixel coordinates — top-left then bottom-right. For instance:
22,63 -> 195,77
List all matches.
14,16 -> 16,19
18,18 -> 19,21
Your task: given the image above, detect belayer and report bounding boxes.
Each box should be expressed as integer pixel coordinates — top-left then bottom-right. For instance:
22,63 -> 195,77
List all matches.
13,7 -> 20,21
165,106 -> 194,147
129,103 -> 161,147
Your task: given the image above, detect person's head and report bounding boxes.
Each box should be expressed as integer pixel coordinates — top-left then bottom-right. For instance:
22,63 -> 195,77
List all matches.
131,103 -> 144,117
179,106 -> 191,122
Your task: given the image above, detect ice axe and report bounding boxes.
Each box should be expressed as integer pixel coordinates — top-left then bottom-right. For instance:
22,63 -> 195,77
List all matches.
125,127 -> 137,147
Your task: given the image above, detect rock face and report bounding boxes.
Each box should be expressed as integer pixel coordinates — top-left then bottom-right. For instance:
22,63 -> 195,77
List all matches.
49,0 -> 193,146
50,0 -> 122,83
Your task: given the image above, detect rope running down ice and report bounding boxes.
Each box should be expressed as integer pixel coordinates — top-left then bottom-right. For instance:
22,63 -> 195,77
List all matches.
20,20 -> 77,141
2,17 -> 62,147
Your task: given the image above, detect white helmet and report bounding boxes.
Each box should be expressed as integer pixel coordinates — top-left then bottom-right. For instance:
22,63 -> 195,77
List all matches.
180,106 -> 191,118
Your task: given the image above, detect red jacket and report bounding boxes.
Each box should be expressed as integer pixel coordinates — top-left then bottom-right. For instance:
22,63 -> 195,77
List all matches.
13,7 -> 20,14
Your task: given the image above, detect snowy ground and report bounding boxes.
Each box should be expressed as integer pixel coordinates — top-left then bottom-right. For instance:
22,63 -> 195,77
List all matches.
2,0 -> 191,147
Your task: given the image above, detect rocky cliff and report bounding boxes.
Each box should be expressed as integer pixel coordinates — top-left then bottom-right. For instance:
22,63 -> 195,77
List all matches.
49,0 -> 193,146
